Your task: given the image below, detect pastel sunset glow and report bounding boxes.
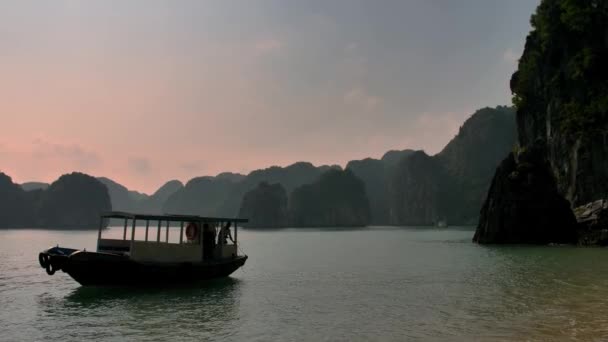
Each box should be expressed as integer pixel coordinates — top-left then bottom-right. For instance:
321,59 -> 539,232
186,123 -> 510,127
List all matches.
0,1 -> 538,193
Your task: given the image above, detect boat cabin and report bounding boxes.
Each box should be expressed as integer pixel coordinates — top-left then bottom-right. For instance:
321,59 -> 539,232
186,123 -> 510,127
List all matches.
97,212 -> 247,263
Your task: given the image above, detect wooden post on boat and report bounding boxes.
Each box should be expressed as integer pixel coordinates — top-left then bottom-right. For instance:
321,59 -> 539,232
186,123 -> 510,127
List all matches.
123,218 -> 128,240
97,215 -> 104,251
179,221 -> 184,244
131,219 -> 137,242
165,220 -> 169,243
145,220 -> 150,242
98,216 -> 103,240
234,220 -> 238,253
157,220 -> 161,243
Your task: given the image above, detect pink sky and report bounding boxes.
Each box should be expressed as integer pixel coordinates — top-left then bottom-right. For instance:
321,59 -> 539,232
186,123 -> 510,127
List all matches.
0,1 -> 535,193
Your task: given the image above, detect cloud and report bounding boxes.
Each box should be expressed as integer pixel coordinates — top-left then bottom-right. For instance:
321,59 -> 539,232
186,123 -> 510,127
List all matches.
410,111 -> 471,153
32,139 -> 101,169
253,38 -> 283,57
346,42 -> 358,52
344,87 -> 383,110
128,157 -> 151,175
180,160 -> 206,173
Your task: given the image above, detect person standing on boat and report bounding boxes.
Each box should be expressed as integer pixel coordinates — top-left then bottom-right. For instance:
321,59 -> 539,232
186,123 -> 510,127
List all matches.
202,223 -> 216,260
218,222 -> 233,245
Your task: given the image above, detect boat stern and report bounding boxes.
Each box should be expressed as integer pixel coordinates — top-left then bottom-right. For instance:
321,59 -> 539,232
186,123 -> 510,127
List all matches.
38,246 -> 79,275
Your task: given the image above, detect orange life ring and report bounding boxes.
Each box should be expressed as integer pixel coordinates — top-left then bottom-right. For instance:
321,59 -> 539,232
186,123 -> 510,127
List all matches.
185,222 -> 199,240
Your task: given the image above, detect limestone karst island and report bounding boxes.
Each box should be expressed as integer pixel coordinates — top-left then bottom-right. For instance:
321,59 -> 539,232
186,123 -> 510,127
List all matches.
1,1 -> 608,340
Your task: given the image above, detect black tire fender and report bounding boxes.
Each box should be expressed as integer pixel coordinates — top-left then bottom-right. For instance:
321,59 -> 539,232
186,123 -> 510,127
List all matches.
38,253 -> 49,268
45,262 -> 56,275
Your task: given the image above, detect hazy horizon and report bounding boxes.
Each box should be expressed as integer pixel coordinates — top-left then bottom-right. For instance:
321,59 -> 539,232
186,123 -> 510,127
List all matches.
0,1 -> 538,193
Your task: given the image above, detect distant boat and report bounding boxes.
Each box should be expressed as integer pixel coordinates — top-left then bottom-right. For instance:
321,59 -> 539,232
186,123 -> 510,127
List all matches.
38,212 -> 248,286
436,220 -> 448,228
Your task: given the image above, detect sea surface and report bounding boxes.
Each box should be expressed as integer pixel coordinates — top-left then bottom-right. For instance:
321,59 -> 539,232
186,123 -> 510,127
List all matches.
2,227 -> 608,341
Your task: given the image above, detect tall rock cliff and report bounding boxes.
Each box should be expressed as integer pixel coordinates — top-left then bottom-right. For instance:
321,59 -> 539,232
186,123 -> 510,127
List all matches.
387,151 -> 450,225
289,169 -> 370,227
437,106 -> 517,224
164,162 -> 339,217
138,180 -> 184,214
386,107 -> 517,225
163,176 -> 237,216
97,177 -> 144,212
474,148 -> 577,244
36,172 -> 112,228
238,182 -> 288,228
475,0 -> 608,244
511,0 -> 608,206
345,150 -> 413,225
0,173 -> 32,228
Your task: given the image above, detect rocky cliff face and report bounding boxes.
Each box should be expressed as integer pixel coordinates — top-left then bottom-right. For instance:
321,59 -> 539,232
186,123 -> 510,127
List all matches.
0,172 -> 111,229
0,173 -> 32,228
476,0 -> 608,244
511,0 -> 608,207
385,107 -> 516,225
36,173 -> 112,228
97,177 -> 144,212
473,148 -> 577,244
164,162 -> 340,217
0,172 -> 112,229
574,199 -> 608,245
140,180 -> 184,214
238,182 -> 288,228
387,151 -> 449,225
163,176 -> 237,216
98,177 -> 183,214
289,169 -> 370,227
20,182 -> 49,191
346,158 -> 391,225
437,106 -> 517,224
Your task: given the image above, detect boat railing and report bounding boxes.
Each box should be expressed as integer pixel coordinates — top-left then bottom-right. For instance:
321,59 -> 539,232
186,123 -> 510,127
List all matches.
97,212 -> 246,262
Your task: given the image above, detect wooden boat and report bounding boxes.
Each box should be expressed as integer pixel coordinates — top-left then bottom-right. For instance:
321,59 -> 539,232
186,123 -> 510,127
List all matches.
38,212 -> 248,286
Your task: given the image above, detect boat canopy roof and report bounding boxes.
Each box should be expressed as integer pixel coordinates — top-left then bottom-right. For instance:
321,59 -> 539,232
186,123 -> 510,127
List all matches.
101,211 -> 248,223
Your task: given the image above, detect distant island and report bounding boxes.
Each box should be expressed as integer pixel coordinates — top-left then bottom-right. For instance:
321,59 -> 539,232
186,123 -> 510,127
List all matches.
163,106 -> 516,228
474,0 -> 608,245
0,172 -> 110,229
1,105 -> 516,229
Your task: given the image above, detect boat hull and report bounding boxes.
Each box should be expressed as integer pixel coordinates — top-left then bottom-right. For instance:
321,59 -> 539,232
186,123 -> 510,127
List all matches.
40,248 -> 247,286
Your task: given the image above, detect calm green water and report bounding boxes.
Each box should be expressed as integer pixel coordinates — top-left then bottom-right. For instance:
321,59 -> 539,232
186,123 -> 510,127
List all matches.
2,227 -> 608,341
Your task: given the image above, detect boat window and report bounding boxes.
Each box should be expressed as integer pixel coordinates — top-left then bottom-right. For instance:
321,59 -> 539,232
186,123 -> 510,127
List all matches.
98,215 -> 241,248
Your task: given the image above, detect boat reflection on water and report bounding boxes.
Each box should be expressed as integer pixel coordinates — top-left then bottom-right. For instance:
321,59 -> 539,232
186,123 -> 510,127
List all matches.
36,278 -> 243,341
66,277 -> 242,304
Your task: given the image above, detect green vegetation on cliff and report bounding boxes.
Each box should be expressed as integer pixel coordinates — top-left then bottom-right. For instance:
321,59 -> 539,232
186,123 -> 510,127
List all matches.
476,0 -> 608,243
512,0 -> 608,136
